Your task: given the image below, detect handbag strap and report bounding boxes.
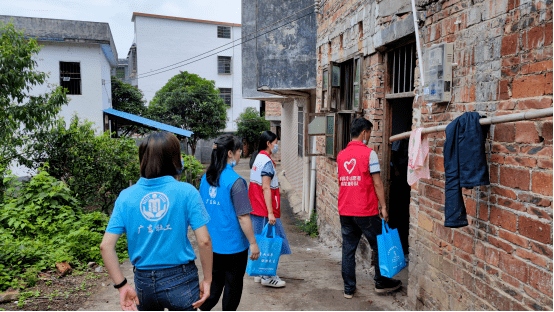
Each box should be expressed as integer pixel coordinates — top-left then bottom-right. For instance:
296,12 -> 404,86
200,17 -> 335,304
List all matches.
382,219 -> 389,234
261,220 -> 277,238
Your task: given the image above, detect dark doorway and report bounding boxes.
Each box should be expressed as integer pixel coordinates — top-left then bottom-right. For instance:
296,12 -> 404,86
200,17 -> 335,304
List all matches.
387,97 -> 412,257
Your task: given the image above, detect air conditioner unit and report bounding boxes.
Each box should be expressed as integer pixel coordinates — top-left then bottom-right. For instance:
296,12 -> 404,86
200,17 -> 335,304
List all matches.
423,43 -> 453,103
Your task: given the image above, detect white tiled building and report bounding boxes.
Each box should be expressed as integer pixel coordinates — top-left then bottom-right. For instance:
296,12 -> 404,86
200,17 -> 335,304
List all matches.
130,12 -> 260,132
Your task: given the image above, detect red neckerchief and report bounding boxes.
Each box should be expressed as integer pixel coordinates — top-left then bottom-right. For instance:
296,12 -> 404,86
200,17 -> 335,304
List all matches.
259,150 -> 275,166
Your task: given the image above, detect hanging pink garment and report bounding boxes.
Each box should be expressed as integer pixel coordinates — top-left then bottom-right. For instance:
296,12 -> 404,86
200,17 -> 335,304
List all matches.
407,128 -> 430,186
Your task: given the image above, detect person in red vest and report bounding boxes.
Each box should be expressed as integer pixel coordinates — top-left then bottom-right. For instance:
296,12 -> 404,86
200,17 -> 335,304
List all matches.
248,131 -> 291,288
337,117 -> 402,298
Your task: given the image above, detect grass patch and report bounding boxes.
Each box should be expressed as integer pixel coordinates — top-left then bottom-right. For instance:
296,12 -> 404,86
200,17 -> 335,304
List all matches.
297,212 -> 319,238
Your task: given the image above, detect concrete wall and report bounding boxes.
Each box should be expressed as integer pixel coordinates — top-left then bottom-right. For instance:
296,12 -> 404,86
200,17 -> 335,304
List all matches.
241,0 -> 317,96
315,0 -> 553,310
133,15 -> 260,132
10,41 -> 112,176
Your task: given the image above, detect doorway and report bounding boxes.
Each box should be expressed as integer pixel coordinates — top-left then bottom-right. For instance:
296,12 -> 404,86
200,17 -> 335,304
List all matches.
387,98 -> 413,256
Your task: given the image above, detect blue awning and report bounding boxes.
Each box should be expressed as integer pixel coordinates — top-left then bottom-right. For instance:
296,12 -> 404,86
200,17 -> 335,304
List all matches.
103,108 -> 193,137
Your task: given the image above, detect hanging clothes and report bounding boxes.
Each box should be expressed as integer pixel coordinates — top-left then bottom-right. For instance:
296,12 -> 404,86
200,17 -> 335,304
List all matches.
443,112 -> 490,228
407,128 -> 430,186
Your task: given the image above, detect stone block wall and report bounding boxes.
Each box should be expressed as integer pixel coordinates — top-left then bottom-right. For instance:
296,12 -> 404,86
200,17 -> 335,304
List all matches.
315,0 -> 553,310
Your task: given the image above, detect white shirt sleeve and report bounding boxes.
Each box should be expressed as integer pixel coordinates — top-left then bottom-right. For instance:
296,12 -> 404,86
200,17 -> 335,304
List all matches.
369,150 -> 380,174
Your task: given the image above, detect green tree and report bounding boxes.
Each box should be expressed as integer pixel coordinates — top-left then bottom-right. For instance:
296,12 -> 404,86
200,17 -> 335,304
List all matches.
0,21 -> 68,188
148,71 -> 227,155
236,107 -> 270,155
111,76 -> 147,136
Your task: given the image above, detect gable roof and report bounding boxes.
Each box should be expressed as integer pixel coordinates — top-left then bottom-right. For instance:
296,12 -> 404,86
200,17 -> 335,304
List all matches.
131,12 -> 240,27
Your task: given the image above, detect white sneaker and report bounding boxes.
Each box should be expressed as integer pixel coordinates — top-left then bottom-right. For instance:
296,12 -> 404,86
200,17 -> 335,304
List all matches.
261,275 -> 286,288
254,276 -> 262,283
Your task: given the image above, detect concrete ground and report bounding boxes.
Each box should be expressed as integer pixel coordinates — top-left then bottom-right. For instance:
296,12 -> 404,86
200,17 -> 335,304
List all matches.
79,159 -> 408,311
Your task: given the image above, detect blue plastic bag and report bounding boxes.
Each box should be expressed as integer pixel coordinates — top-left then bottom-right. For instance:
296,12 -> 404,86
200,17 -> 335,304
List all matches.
377,219 -> 406,278
246,224 -> 283,276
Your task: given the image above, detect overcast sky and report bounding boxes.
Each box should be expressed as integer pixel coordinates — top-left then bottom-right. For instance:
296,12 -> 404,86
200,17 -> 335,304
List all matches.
1,0 -> 242,56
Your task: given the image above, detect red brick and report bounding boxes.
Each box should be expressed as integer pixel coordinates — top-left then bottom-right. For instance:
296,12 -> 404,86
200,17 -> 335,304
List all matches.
529,266 -> 553,296
502,56 -> 521,67
498,100 -> 516,110
546,72 -> 552,95
435,223 -> 452,242
489,236 -> 515,254
475,240 -> 486,260
519,215 -> 552,244
522,146 -> 553,157
502,32 -> 519,55
492,144 -> 520,154
526,25 -> 546,50
516,248 -> 549,268
524,285 -> 542,300
499,166 -> 530,190
494,122 -> 516,142
499,251 -> 529,283
486,247 -> 500,266
532,171 -> 553,197
517,98 -> 553,110
453,230 -> 474,254
478,202 -> 489,221
425,184 -> 443,203
525,60 -> 554,74
537,158 -> 553,170
513,74 -> 546,98
531,241 -> 553,258
490,206 -> 518,232
491,154 -> 505,164
546,22 -> 553,46
465,197 -> 477,217
491,186 -> 517,200
499,229 -> 530,248
498,197 -> 526,212
516,122 -> 541,143
490,164 -> 499,184
474,278 -> 511,311
541,121 -> 552,143
498,79 -> 510,100
418,213 -> 434,232
502,272 -> 522,288
505,156 -> 538,168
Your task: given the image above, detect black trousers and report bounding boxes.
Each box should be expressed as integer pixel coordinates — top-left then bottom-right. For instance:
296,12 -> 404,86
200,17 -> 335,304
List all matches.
340,215 -> 384,294
199,249 -> 249,311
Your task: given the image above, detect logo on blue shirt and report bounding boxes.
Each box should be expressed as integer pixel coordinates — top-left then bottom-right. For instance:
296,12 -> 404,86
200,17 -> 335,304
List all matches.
140,192 -> 170,221
209,186 -> 217,199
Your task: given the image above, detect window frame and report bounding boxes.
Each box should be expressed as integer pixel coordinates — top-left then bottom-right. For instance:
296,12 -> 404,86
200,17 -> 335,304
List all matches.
59,61 -> 82,95
298,106 -> 304,157
217,56 -> 232,74
217,26 -> 231,39
116,67 -> 125,79
219,88 -> 232,107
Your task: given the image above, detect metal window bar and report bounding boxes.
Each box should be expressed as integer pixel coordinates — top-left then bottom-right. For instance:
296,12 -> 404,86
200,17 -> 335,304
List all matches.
219,88 -> 232,106
298,107 -> 304,157
218,56 -> 232,74
390,42 -> 417,94
217,26 -> 231,39
60,62 -> 81,95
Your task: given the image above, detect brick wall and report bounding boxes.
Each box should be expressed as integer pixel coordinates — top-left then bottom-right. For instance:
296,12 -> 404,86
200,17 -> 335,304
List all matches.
315,0 -> 553,310
281,99 -> 305,193
265,101 -> 282,116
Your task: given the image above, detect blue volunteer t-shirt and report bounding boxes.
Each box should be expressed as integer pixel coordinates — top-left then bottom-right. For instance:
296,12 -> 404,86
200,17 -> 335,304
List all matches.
106,176 -> 210,269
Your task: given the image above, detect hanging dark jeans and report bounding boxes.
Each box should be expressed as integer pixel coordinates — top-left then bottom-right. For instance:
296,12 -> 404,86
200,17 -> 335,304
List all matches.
443,112 -> 490,228
340,215 -> 384,294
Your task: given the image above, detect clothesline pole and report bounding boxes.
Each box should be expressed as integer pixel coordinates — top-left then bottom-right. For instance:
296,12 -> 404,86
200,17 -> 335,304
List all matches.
389,108 -> 554,142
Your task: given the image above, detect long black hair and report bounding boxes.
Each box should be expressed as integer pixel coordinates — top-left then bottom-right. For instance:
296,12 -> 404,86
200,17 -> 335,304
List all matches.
249,130 -> 278,169
206,134 -> 243,187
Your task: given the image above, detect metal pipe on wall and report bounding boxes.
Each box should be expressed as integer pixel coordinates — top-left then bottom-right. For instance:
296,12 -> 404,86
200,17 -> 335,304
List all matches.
308,137 -> 317,219
389,108 -> 554,142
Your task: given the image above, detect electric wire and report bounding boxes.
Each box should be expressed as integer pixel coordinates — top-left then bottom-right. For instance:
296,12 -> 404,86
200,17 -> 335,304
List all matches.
134,3 -> 316,78
134,9 -> 316,80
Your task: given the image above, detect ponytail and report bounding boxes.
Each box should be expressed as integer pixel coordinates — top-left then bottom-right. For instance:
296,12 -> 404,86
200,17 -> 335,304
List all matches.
249,130 -> 277,169
206,134 -> 243,187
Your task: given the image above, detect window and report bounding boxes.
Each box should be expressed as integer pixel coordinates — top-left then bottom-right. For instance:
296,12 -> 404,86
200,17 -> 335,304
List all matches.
116,67 -> 125,79
389,42 -> 417,95
321,55 -> 363,157
217,26 -> 231,39
298,107 -> 304,157
218,56 -> 232,74
219,88 -> 232,106
59,62 -> 81,95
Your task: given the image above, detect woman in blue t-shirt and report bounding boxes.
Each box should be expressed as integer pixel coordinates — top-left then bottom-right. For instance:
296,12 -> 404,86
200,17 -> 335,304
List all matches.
100,131 -> 213,311
198,134 -> 260,311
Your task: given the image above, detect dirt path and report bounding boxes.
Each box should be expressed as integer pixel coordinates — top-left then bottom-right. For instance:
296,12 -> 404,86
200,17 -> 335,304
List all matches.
79,159 -> 409,311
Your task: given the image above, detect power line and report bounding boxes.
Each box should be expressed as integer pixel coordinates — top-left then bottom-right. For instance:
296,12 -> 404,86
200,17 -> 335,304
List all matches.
135,4 -> 315,78
134,9 -> 316,80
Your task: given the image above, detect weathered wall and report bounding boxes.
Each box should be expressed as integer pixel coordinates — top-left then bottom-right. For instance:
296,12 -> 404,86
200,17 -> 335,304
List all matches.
315,0 -> 553,310
265,101 -> 282,116
281,99 -> 305,193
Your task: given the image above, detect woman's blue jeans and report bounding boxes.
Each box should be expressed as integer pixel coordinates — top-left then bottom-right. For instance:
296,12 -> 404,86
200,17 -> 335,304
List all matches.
134,262 -> 199,311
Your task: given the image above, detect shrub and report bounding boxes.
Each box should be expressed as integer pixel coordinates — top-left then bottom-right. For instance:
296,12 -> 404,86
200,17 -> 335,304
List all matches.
0,168 -> 128,291
236,107 -> 270,156
180,154 -> 204,189
23,116 -> 140,213
298,212 -> 319,238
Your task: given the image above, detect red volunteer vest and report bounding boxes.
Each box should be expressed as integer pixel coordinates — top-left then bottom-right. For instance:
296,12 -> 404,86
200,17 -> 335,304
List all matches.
248,151 -> 281,218
337,141 -> 379,216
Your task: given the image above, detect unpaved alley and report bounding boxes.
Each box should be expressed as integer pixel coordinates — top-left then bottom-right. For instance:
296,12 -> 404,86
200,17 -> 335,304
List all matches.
79,160 -> 408,311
